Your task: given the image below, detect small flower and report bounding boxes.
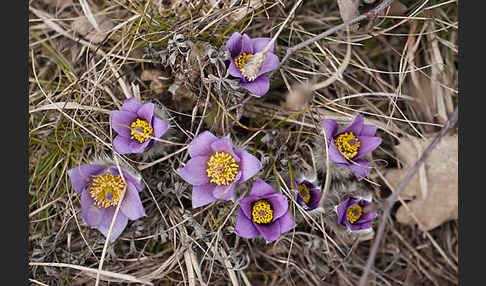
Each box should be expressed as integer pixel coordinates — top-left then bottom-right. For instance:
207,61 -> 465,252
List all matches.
177,131 -> 262,208
68,159 -> 146,242
110,98 -> 169,154
336,195 -> 376,232
226,32 -> 279,97
293,178 -> 321,211
320,114 -> 382,180
235,179 -> 296,242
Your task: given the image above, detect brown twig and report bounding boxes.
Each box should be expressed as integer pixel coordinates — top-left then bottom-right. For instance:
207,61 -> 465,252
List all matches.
358,106 -> 458,286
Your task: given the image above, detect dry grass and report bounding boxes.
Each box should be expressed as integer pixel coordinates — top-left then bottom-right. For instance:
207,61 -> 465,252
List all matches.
29,0 -> 458,285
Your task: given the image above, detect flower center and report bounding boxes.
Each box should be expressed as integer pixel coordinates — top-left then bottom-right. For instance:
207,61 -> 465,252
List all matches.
346,204 -> 363,224
297,183 -> 311,204
251,200 -> 274,224
334,132 -> 360,159
89,173 -> 126,208
206,152 -> 240,186
130,118 -> 153,143
234,52 -> 253,71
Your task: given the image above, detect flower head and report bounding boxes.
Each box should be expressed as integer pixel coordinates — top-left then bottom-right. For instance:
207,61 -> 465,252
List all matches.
235,179 -> 296,242
110,98 -> 169,154
226,32 -> 279,97
177,131 -> 262,208
320,114 -> 381,180
336,195 -> 376,232
293,178 -> 321,211
68,159 -> 146,242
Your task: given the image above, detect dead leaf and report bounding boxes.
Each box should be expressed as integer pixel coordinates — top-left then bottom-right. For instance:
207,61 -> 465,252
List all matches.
42,0 -> 73,9
229,0 -> 264,22
71,14 -> 114,44
337,0 -> 359,31
385,133 -> 458,231
140,69 -> 170,93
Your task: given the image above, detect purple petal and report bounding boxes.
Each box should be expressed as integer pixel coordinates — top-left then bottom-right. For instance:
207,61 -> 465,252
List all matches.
320,119 -> 338,140
341,114 -> 364,135
81,190 -> 106,227
327,144 -> 348,164
192,184 -> 217,208
96,207 -> 128,242
265,193 -> 288,220
111,110 -> 137,137
361,124 -> 377,136
336,197 -> 353,226
122,98 -> 142,113
250,179 -> 275,197
256,53 -> 279,77
255,220 -> 281,242
234,150 -> 261,183
226,32 -> 242,58
120,183 -> 146,220
68,164 -> 106,194
228,60 -> 244,79
357,210 -> 377,224
177,156 -> 211,186
113,135 -> 150,154
238,197 -> 255,220
240,75 -> 270,97
355,136 -> 382,159
241,34 -> 253,54
188,131 -> 218,158
277,212 -> 296,235
349,218 -> 373,231
348,159 -> 370,180
212,183 -> 236,201
234,209 -> 259,239
307,188 -> 321,210
137,103 -> 155,123
251,37 -> 273,53
153,116 -> 169,138
210,137 -> 239,161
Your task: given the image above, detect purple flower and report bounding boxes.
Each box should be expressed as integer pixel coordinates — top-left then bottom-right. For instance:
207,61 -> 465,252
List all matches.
68,162 -> 146,242
177,131 -> 262,208
320,114 -> 381,180
235,179 -> 296,242
226,32 -> 279,97
336,196 -> 376,232
110,98 -> 169,154
293,178 -> 321,211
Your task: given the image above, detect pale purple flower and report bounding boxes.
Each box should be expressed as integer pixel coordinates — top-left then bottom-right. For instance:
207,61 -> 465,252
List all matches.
320,114 -> 381,180
293,178 -> 321,211
226,32 -> 279,97
336,195 -> 376,232
235,179 -> 296,242
177,131 -> 262,208
68,162 -> 145,242
110,98 -> 169,154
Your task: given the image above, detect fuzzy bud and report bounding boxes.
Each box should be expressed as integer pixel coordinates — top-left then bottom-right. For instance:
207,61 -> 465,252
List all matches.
240,51 -> 266,82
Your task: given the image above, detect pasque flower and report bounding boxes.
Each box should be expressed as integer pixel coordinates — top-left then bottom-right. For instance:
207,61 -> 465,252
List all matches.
336,195 -> 376,232
226,32 -> 279,97
235,179 -> 296,242
177,131 -> 262,208
68,159 -> 145,242
293,178 -> 321,211
110,98 -> 169,154
320,114 -> 381,180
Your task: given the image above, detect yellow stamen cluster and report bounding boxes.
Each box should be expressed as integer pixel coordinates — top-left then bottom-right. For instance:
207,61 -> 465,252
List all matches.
89,174 -> 126,208
346,204 -> 363,224
251,200 -> 274,224
297,184 -> 311,204
334,132 -> 360,159
130,119 -> 153,143
206,152 -> 239,186
234,52 -> 253,71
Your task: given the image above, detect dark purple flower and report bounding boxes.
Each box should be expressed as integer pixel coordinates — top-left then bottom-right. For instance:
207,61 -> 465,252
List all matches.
226,32 -> 279,97
235,179 -> 296,242
293,178 -> 321,211
110,98 -> 169,154
68,162 -> 145,242
320,114 -> 381,180
336,196 -> 376,232
177,131 -> 262,208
